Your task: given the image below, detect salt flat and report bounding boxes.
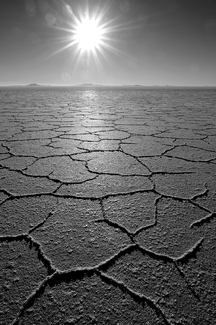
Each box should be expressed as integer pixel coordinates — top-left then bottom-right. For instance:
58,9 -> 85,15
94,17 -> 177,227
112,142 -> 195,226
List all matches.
0,87 -> 216,324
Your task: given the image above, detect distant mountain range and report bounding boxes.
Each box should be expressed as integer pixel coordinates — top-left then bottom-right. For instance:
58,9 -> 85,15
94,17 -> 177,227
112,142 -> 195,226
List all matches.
27,83 -> 48,87
27,83 -> 41,87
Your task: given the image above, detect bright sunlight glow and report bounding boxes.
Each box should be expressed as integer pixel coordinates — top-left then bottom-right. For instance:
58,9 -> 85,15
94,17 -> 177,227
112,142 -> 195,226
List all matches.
74,18 -> 103,52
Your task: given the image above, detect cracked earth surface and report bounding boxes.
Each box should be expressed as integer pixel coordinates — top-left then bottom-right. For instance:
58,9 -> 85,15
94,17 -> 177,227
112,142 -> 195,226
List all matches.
0,87 -> 216,324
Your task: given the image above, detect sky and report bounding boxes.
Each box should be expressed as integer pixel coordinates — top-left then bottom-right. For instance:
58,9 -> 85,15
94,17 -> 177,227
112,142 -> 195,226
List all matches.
0,0 -> 216,86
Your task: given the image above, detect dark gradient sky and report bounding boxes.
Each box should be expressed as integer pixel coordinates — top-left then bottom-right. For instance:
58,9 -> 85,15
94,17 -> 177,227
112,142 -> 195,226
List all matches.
1,0 -> 216,86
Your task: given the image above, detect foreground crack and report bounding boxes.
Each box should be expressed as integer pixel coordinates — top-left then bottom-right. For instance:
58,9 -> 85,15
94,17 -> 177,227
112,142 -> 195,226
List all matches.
175,237 -> 204,263
96,270 -> 172,325
190,212 -> 216,228
28,210 -> 57,234
0,233 -> 56,275
174,262 -> 200,301
95,218 -> 135,242
11,273 -> 55,325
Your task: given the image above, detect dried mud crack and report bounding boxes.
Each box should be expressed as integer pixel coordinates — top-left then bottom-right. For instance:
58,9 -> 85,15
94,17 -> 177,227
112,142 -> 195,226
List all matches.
1,88 -> 216,324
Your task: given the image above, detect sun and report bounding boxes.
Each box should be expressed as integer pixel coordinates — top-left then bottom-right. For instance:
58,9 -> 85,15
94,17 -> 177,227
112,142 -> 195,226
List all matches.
74,17 -> 103,52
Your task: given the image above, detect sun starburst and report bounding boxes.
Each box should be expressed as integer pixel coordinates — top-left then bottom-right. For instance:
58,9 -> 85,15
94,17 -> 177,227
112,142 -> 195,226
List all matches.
45,2 -> 141,81
73,16 -> 103,52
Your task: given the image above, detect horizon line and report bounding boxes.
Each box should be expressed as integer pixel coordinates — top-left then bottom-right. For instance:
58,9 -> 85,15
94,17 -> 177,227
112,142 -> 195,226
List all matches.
0,83 -> 216,88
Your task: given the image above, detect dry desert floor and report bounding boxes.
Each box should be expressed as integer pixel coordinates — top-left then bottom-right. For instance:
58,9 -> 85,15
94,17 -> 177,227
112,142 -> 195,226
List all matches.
0,88 -> 216,324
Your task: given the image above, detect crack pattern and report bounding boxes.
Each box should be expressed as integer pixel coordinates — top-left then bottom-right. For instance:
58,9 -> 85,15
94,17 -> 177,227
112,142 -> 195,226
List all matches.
1,87 -> 216,324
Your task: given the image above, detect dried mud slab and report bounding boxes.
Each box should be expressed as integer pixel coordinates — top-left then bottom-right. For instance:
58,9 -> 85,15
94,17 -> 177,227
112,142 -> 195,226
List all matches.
31,199 -> 131,270
152,173 -> 206,197
103,192 -> 158,233
0,169 -> 58,195
136,198 -> 207,258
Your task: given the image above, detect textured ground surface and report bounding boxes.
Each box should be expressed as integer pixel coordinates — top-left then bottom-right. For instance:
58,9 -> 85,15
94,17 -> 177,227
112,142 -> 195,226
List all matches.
0,87 -> 216,324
